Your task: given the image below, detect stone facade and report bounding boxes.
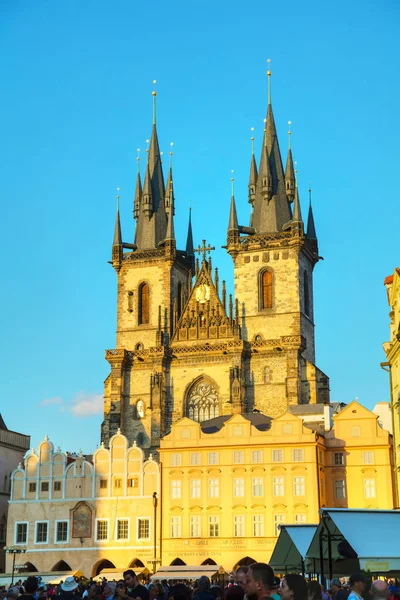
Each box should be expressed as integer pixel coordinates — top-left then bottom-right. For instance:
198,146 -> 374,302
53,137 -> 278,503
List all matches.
6,433 -> 160,578
383,268 -> 400,506
0,415 -> 30,573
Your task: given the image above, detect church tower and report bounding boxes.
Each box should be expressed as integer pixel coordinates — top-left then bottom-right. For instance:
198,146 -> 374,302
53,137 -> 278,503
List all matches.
226,66 -> 329,416
102,89 -> 195,449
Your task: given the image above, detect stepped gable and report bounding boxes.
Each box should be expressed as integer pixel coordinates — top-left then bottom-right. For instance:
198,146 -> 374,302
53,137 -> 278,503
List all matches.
172,261 -> 235,343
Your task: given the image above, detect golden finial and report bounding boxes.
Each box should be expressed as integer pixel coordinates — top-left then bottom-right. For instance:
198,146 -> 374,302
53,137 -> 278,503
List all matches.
231,170 -> 235,196
152,79 -> 157,124
169,142 -> 174,169
288,121 -> 292,150
137,148 -> 140,173
250,127 -> 255,155
116,187 -> 120,212
266,58 -> 272,105
146,139 -> 150,153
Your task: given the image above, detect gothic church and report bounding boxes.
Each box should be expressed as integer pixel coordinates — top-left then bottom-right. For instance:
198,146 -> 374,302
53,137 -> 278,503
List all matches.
101,75 -> 330,453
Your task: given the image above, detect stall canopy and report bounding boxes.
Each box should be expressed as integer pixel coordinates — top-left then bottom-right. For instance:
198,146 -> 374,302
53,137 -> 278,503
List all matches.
150,565 -> 225,581
0,571 -> 84,587
269,525 -> 318,572
97,568 -> 149,581
306,508 -> 400,575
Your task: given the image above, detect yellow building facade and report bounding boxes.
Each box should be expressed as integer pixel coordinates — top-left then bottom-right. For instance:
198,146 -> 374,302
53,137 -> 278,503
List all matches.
6,433 -> 160,578
383,268 -> 400,505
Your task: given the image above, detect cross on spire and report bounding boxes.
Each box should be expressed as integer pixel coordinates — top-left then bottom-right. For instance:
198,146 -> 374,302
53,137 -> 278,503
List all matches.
194,239 -> 215,263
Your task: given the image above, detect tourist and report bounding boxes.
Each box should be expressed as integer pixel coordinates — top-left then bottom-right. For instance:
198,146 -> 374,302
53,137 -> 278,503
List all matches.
234,570 -> 248,591
245,563 -> 275,600
307,581 -> 322,600
193,577 -> 213,600
224,587 -> 244,600
5,588 -> 19,600
58,578 -> 81,600
371,581 -> 389,600
330,580 -> 348,600
347,575 -> 366,600
279,575 -> 308,600
18,577 -> 39,600
118,571 -> 149,600
104,583 -> 117,600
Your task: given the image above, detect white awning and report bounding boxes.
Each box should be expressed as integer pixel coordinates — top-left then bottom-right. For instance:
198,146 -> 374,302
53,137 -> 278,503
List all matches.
96,568 -> 149,581
0,571 -> 84,587
269,525 -> 318,572
307,509 -> 400,573
150,565 -> 224,581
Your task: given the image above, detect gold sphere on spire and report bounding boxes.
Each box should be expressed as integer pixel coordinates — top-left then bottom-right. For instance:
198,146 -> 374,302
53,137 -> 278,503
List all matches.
152,91 -> 156,96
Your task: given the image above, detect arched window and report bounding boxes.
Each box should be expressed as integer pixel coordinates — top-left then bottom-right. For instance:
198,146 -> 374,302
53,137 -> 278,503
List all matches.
136,400 -> 145,419
186,379 -> 219,423
138,283 -> 149,325
304,271 -> 310,317
260,270 -> 273,310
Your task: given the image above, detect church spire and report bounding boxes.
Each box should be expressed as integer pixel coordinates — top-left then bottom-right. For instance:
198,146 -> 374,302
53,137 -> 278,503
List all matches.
186,207 -> 194,257
248,128 -> 258,205
285,122 -> 296,201
251,63 -> 291,233
112,188 -> 123,270
133,85 -> 168,250
292,179 -> 303,223
306,188 -> 317,240
227,175 -> 239,251
133,149 -> 142,220
165,181 -> 175,241
165,143 -> 175,216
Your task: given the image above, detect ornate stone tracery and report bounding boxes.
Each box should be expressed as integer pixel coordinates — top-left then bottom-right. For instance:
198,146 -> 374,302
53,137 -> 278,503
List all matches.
186,379 -> 219,422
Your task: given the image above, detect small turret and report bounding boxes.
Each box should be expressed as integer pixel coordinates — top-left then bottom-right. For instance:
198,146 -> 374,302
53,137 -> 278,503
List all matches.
285,123 -> 295,201
306,188 -> 317,240
142,163 -> 153,217
227,176 -> 240,251
185,208 -> 194,257
248,129 -> 258,205
133,171 -> 142,220
112,189 -> 123,271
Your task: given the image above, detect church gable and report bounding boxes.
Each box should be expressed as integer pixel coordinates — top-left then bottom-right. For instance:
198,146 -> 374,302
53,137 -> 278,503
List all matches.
172,261 -> 236,342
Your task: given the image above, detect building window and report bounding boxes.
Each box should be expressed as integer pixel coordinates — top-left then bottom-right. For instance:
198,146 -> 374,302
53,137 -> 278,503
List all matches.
304,271 -> 310,317
260,270 -> 273,309
41,482 -> 49,492
28,482 -> 36,493
137,518 -> 150,540
171,453 -> 181,466
117,519 -> 129,540
294,476 -> 305,496
295,514 -> 306,524
233,425 -> 243,436
15,522 -> 28,544
364,479 -> 376,498
233,478 -> 245,497
351,426 -> 360,437
334,480 -> 346,499
252,450 -> 263,463
363,451 -> 374,464
334,452 -> 345,466
264,367 -> 270,383
234,515 -> 245,537
171,516 -> 181,538
252,477 -> 263,497
190,479 -> 201,498
35,521 -> 48,544
55,521 -> 68,543
128,478 -> 137,488
138,282 -> 150,325
100,479 -> 108,489
208,479 -> 219,498
54,481 -> 61,491
233,450 -> 244,464
208,452 -> 219,465
208,516 -> 219,537
190,516 -> 201,538
274,514 -> 285,536
96,520 -> 108,541
273,477 -> 284,496
253,515 -> 264,537
171,480 -> 182,499
293,449 -> 304,462
272,449 -> 283,463
190,452 -> 201,465
187,380 -> 219,423
114,479 -> 122,488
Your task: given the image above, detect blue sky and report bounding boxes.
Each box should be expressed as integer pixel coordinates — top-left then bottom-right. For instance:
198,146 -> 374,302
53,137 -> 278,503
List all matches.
1,0 -> 398,454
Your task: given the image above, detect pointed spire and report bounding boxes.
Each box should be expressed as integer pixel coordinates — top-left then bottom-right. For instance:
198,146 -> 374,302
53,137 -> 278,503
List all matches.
306,188 -> 317,240
285,122 -> 296,201
142,163 -> 153,217
248,127 -> 258,205
228,175 -> 239,230
165,183 -> 175,241
113,188 -> 122,245
165,143 -> 175,215
133,149 -> 142,220
186,207 -> 194,256
292,180 -> 303,223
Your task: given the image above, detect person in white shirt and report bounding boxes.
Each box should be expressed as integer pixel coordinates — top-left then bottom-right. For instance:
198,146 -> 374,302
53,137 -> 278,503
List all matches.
347,574 -> 366,600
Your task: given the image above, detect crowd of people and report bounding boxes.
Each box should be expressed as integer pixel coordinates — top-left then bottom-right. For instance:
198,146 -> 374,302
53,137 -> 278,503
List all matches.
1,565 -> 400,600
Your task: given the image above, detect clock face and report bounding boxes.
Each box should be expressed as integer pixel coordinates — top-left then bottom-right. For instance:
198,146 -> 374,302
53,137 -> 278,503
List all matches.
195,283 -> 210,304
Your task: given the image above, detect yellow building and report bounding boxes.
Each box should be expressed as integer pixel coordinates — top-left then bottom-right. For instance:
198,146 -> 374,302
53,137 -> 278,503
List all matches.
6,432 -> 160,578
158,402 -> 394,571
383,268 -> 400,506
